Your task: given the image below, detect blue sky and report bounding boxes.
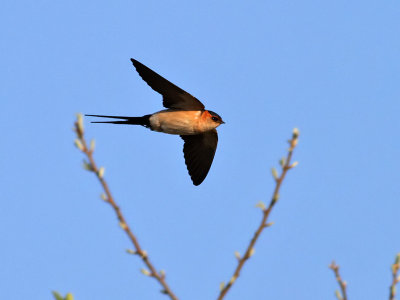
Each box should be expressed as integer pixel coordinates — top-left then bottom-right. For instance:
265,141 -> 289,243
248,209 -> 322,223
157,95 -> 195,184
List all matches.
1,0 -> 400,299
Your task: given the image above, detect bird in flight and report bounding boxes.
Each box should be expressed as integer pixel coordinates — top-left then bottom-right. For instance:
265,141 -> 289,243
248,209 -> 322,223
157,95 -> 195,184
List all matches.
87,58 -> 224,186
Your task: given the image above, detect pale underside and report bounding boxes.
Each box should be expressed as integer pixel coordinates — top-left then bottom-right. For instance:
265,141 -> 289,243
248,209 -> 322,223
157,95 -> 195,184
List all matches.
150,109 -> 217,135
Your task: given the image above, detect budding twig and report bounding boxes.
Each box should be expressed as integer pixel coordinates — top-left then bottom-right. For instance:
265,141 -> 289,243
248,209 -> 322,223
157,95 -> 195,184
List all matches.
389,253 -> 400,300
217,128 -> 299,300
73,114 -> 178,300
329,261 -> 348,300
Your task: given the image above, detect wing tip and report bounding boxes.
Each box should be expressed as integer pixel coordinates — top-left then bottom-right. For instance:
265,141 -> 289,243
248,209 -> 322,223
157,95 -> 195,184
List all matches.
192,179 -> 204,186
130,58 -> 141,68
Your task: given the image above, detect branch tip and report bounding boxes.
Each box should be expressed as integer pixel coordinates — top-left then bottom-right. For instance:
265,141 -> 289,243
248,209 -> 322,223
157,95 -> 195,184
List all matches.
217,129 -> 299,300
395,253 -> 400,265
75,113 -> 84,137
390,253 -> 400,300
292,128 -> 299,140
329,261 -> 347,300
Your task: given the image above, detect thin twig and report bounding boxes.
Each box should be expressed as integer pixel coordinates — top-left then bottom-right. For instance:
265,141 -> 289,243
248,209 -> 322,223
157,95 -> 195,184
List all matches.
217,128 -> 299,300
73,114 -> 179,300
389,253 -> 400,300
329,261 -> 348,300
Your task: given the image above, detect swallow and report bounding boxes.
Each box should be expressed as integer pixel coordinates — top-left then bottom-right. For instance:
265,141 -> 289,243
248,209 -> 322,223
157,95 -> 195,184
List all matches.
87,58 -> 224,186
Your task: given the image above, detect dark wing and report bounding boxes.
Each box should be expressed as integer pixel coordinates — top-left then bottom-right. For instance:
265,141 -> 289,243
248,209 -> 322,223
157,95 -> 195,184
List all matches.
130,58 -> 205,110
180,129 -> 218,186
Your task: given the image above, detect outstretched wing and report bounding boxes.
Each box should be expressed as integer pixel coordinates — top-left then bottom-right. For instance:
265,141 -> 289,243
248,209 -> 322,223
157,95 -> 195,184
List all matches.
131,58 -> 205,110
180,130 -> 218,186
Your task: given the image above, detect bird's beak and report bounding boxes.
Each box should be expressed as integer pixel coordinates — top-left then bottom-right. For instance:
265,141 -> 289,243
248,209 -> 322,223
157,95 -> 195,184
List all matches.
220,120 -> 225,124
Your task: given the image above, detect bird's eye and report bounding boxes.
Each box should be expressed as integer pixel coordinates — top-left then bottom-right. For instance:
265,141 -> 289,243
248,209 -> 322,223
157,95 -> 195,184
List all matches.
211,116 -> 219,122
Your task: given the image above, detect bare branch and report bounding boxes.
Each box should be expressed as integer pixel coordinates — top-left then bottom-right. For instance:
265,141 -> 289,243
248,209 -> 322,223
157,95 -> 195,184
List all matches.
329,261 -> 348,300
389,253 -> 400,300
74,114 -> 179,300
217,128 -> 300,300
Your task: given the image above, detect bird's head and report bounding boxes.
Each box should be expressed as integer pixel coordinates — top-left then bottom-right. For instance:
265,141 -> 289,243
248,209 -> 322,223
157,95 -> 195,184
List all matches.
202,110 -> 225,130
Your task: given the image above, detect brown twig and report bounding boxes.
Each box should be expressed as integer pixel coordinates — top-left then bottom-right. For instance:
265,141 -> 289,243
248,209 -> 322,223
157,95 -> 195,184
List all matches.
389,253 -> 400,300
73,114 -> 179,300
217,128 -> 299,300
329,261 -> 348,300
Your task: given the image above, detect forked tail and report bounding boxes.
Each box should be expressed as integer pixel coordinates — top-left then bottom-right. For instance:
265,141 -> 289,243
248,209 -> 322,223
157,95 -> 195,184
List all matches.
85,114 -> 151,127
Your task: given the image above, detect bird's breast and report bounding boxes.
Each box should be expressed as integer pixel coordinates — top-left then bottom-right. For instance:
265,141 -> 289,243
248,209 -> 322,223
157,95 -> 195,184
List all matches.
149,110 -> 203,135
